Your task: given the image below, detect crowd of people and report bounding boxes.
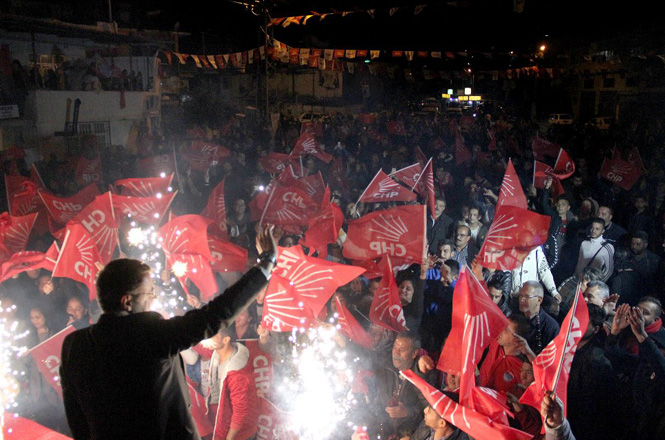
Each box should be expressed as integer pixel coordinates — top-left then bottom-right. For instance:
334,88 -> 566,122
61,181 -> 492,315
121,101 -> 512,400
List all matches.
2,102 -> 665,440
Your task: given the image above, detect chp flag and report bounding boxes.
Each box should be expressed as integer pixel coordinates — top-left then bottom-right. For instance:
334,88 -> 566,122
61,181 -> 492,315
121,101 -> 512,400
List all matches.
74,155 -> 103,187
357,169 -> 417,204
0,212 -> 37,259
343,204 -> 426,263
369,255 -> 408,332
496,159 -> 527,209
52,224 -> 103,299
65,192 -> 118,264
138,150 -> 178,179
115,173 -> 174,197
25,325 -> 76,399
39,183 -> 100,230
111,192 -> 177,225
600,148 -> 642,191
208,235 -> 248,273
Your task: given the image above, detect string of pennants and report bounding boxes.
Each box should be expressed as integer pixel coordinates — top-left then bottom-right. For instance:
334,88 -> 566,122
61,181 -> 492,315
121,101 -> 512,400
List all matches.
158,44 -> 564,81
269,5 -> 433,27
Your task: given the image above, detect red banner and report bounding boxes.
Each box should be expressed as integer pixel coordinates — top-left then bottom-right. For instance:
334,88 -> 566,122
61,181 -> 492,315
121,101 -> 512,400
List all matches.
386,120 -> 406,136
27,325 -> 76,399
201,179 -> 228,239
531,135 -> 560,161
291,133 -> 333,163
335,296 -> 374,349
5,175 -> 49,235
246,340 -> 274,398
369,256 -> 407,332
0,212 -> 37,259
181,140 -> 231,171
455,132 -> 472,164
413,158 -> 436,218
391,163 -> 423,189
262,274 -> 316,332
600,156 -> 642,191
0,245 -> 58,284
138,151 -> 178,178
496,159 -> 527,209
208,235 -> 248,272
66,193 -> 117,264
300,201 -> 344,258
343,205 -> 426,262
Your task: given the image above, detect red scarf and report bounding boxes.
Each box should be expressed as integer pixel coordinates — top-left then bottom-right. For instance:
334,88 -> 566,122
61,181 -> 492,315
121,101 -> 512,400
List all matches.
624,317 -> 662,355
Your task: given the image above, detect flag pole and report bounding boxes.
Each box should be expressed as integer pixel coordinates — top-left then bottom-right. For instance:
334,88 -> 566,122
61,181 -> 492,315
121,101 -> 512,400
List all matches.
258,181 -> 278,228
551,278 -> 582,392
354,169 -> 381,212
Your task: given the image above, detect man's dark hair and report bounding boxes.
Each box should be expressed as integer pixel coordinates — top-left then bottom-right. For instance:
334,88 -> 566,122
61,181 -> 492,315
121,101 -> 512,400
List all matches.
508,314 -> 532,339
586,304 -> 607,329
582,267 -> 602,283
218,325 -> 237,343
599,205 -> 614,216
632,230 -> 649,242
97,259 -> 151,313
639,296 -> 662,317
488,279 -> 505,292
556,195 -> 571,205
438,239 -> 454,250
590,217 -> 606,229
443,259 -> 460,278
396,331 -> 422,352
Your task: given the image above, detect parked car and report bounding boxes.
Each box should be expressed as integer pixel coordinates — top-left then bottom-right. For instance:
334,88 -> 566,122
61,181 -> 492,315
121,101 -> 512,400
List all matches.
548,113 -> 574,125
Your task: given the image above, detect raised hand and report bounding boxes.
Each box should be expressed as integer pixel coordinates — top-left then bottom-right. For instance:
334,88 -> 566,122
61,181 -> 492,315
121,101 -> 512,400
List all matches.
611,303 -> 631,335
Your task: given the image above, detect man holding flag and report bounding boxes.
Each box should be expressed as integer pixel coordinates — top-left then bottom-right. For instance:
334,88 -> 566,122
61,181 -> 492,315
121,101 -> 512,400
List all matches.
59,225 -> 278,440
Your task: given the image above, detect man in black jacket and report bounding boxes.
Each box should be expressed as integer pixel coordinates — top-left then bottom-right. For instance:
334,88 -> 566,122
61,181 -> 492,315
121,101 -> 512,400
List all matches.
60,226 -> 277,440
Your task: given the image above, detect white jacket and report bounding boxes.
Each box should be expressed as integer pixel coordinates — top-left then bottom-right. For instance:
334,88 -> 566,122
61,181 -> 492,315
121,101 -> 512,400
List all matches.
511,247 -> 558,296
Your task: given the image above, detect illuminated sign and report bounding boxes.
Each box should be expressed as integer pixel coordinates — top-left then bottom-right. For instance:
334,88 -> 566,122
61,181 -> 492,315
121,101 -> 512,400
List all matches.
441,93 -> 451,98
469,95 -> 482,101
458,96 -> 469,101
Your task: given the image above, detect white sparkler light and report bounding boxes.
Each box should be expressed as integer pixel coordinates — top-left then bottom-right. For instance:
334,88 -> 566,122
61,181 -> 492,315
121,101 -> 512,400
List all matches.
171,261 -> 188,278
127,227 -> 146,247
160,172 -> 166,178
1,300 -> 29,431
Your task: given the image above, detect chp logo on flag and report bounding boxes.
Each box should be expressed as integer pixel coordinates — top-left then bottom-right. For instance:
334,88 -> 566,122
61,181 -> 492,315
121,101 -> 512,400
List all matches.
67,193 -> 118,264
0,212 -> 37,256
112,192 -> 176,224
262,274 -> 315,332
52,224 -> 102,298
369,256 -> 407,332
25,325 -> 76,399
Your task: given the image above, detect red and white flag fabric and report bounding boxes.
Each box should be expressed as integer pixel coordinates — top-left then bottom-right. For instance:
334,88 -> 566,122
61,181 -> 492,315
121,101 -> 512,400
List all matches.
39,184 -> 100,230
258,152 -> 292,174
533,160 -> 565,198
343,205 -> 426,263
477,204 -> 551,270
74,155 -> 103,187
300,120 -> 323,137
369,256 -> 408,332
300,200 -> 344,258
255,396 -> 297,440
0,245 -> 58,284
5,175 -> 48,235
413,158 -> 436,218
496,159 -> 527,209
455,132 -> 472,165
401,370 -> 531,440
2,412 -> 73,439
166,253 -> 218,300
115,173 -> 174,197
291,133 -> 333,163
201,179 -> 228,239
181,140 -> 231,171
415,146 -> 428,167
437,267 -> 509,404
246,340 -> 274,397
553,148 -> 575,178
65,193 -> 117,264
262,273 -> 317,332
469,386 -> 512,425
531,135 -> 560,161
272,245 -> 365,317
186,378 -> 214,437
26,325 -> 76,399
520,288 -> 589,418
208,235 -> 248,273
255,185 -> 319,227
391,163 -> 423,189
335,296 -> 374,349
111,192 -> 177,225
138,151 -> 178,178
357,169 -> 417,204
52,224 -> 103,299
600,154 -> 642,191
386,120 -> 407,136
0,212 -> 37,259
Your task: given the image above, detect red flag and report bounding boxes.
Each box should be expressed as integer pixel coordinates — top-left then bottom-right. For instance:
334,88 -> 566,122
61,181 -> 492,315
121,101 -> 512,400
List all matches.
2,412 -> 73,439
300,121 -> 323,137
533,160 -> 565,198
262,274 -> 317,332
273,245 -> 365,316
386,120 -> 407,136
0,212 -> 37,258
496,159 -> 527,209
369,256 -> 407,332
357,170 -> 417,203
0,246 -> 58,284
329,156 -> 348,194
627,146 -> 644,171
166,253 -> 218,300
258,152 -> 292,174
74,156 -> 103,187
181,140 -> 231,171
111,192 -> 177,225
437,267 -> 510,404
52,224 -> 103,299
520,288 -> 589,418
66,193 -> 117,264
201,179 -> 228,239
255,397 -> 297,440
477,204 -> 550,270
278,168 -> 326,204
39,184 -> 100,230
391,163 -> 423,189
253,185 -> 319,227
335,296 -> 374,349
208,235 -> 248,272
413,158 -> 436,218
553,148 -> 575,178
246,340 -> 274,397
600,156 -> 642,191
415,146 -> 428,167
488,128 -> 497,151
5,175 -> 49,235
300,201 -> 344,258
138,151 -> 178,178
186,379 -> 214,437
531,135 -> 560,160
115,173 -> 174,197
26,326 -> 76,399
469,386 -> 512,425
401,370 -> 532,440
291,133 -> 333,163
343,205 -> 426,263
455,132 -> 472,164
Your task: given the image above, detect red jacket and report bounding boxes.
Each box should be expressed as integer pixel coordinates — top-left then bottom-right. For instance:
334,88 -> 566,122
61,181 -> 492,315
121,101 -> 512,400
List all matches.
213,352 -> 259,440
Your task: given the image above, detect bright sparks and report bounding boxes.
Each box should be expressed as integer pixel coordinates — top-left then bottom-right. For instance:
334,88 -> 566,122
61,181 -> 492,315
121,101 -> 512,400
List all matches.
171,260 -> 188,278
127,227 -> 146,246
